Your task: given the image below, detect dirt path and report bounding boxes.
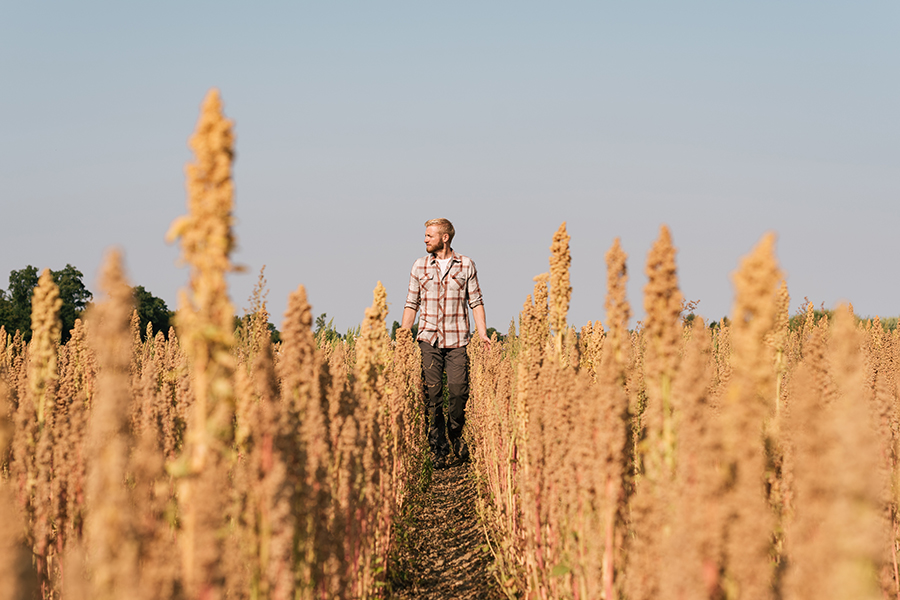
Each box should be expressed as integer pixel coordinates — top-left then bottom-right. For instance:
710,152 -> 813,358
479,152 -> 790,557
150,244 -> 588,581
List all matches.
391,460 -> 505,600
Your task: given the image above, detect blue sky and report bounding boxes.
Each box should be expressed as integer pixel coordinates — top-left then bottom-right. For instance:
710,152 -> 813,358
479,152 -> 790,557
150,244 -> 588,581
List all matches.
3,2 -> 898,333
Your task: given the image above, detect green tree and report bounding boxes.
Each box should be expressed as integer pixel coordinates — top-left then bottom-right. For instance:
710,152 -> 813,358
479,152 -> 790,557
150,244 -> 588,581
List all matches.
52,264 -> 92,341
0,290 -> 11,335
0,265 -> 92,343
133,285 -> 173,340
5,265 -> 39,339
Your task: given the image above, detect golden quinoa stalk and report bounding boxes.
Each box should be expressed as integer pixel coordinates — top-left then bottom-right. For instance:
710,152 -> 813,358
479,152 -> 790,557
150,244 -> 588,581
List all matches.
641,224 -> 682,475
23,269 -> 63,588
52,338 -> 76,551
770,281 -> 790,419
10,329 -> 33,485
595,237 -> 633,600
548,222 -> 572,358
579,320 -> 604,380
277,284 -> 337,597
721,232 -> 782,599
505,224 -> 582,597
532,273 -> 549,346
784,307 -> 886,599
84,249 -> 139,600
355,282 -> 388,401
130,309 -> 142,389
231,328 -> 294,600
764,290 -> 792,574
514,277 -> 550,554
162,329 -> 186,460
663,319 -> 725,600
709,319 -> 732,401
166,88 -> 240,599
30,269 -> 62,427
385,327 -> 425,513
0,376 -> 11,466
354,282 -> 391,594
0,325 -> 6,367
627,224 -> 683,600
0,377 -> 39,600
605,238 -> 631,379
858,313 -> 898,594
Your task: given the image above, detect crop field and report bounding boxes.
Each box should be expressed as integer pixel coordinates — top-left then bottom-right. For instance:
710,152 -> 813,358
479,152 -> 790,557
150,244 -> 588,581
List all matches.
2,91 -> 899,600
467,226 -> 898,600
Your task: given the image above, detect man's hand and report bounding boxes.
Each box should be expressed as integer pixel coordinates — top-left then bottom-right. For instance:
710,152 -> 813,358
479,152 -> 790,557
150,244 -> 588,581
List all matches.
480,332 -> 493,349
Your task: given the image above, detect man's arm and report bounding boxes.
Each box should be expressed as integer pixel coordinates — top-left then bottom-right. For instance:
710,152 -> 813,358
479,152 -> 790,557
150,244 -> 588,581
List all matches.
473,304 -> 491,345
401,306 -> 417,330
403,260 -> 421,330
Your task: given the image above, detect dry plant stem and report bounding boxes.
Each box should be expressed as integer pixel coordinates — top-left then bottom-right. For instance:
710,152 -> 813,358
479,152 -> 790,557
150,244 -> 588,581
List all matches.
167,88 -> 239,599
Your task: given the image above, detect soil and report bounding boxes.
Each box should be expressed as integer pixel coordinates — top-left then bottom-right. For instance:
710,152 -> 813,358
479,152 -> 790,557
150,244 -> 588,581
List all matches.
390,459 -> 506,600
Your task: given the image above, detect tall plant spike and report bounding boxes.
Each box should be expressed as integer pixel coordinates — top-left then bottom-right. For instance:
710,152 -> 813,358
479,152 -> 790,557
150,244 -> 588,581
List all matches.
642,224 -> 683,476
604,238 -> 630,376
722,232 -> 783,600
30,269 -> 62,427
167,88 -> 239,599
84,250 -> 139,600
549,222 -> 572,354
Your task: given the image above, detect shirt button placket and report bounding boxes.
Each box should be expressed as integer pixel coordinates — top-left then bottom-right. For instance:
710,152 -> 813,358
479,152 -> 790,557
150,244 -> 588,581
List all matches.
437,279 -> 444,346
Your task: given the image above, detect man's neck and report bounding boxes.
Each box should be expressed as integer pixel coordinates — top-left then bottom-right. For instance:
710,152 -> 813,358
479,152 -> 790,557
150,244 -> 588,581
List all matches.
432,247 -> 453,260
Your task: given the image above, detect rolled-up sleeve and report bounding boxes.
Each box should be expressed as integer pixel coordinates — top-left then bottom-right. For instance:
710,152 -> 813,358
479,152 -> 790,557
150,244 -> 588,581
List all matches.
467,261 -> 484,309
405,266 -> 420,311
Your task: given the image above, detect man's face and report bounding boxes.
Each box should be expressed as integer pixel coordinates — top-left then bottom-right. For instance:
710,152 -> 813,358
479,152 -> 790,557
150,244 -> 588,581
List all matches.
424,225 -> 446,254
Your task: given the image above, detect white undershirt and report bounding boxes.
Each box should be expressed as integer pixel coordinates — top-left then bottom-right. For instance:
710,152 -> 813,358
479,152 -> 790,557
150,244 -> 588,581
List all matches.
436,257 -> 452,278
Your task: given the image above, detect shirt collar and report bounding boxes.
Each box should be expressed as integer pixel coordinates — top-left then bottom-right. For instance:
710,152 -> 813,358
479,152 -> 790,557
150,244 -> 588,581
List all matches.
429,250 -> 460,264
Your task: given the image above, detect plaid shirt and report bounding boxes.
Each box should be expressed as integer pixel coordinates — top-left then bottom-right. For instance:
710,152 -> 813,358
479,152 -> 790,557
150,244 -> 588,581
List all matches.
405,251 -> 484,349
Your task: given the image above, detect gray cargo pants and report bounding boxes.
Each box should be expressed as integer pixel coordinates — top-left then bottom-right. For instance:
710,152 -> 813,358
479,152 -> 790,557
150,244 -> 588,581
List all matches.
419,340 -> 468,458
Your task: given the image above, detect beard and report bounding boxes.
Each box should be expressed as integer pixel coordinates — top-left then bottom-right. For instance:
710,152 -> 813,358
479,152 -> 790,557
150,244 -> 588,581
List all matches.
427,240 -> 444,254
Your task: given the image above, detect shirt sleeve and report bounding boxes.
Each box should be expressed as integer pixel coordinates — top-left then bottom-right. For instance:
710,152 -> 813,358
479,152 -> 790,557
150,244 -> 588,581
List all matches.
466,260 -> 484,309
405,264 -> 421,311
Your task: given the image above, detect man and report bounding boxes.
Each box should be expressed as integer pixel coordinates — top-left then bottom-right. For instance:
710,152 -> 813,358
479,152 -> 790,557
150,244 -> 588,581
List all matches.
402,218 -> 491,469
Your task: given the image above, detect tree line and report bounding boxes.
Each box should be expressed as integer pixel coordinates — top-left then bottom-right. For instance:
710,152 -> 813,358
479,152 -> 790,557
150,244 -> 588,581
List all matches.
0,265 -> 172,342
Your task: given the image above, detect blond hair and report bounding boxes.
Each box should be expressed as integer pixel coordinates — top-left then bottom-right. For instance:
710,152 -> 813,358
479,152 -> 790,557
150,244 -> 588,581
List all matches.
424,218 -> 455,244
